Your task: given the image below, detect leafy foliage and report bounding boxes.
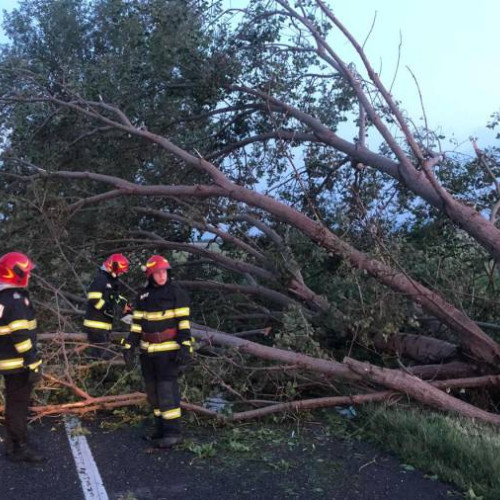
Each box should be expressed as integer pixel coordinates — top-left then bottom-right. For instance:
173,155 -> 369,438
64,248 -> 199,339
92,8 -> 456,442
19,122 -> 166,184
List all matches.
1,0 -> 500,414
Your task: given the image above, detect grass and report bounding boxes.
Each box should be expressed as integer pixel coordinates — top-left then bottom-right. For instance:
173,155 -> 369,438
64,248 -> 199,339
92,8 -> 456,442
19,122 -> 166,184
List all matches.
356,404 -> 500,500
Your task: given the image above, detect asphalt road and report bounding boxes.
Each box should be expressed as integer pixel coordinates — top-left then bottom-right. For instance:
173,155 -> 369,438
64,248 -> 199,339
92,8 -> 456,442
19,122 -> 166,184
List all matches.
0,418 -> 461,500
1,421 -> 82,499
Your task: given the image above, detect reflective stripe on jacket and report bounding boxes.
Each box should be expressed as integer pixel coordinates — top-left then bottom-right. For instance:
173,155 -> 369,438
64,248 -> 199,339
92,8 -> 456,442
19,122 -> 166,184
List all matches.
84,269 -> 124,330
0,288 -> 40,374
128,282 -> 191,355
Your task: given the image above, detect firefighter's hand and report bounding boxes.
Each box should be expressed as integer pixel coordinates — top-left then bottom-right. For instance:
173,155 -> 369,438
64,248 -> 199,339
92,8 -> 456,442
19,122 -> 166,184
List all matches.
28,364 -> 42,385
174,345 -> 191,367
123,303 -> 132,314
120,339 -> 136,369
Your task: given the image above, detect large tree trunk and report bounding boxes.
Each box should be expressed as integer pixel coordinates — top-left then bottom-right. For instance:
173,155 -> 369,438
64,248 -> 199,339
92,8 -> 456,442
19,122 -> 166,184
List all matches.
48,167 -> 500,366
23,329 -> 500,422
407,362 -> 477,380
344,357 -> 500,425
38,330 -> 477,381
374,333 -> 458,363
38,332 -> 478,380
224,184 -> 500,365
28,95 -> 500,367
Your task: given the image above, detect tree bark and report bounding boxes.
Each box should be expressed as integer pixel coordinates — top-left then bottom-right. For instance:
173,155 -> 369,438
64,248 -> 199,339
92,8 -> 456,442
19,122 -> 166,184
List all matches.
344,357 -> 500,425
230,372 -> 500,421
16,95 -> 500,366
26,330 -> 500,422
10,373 -> 500,420
374,333 -> 458,363
407,362 -> 477,380
45,168 -> 500,366
38,329 -> 477,382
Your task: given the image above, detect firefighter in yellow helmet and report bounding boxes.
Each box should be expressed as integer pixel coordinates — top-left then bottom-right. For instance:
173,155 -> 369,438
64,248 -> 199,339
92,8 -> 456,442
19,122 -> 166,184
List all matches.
84,253 -> 131,359
0,252 -> 44,463
121,255 -> 192,448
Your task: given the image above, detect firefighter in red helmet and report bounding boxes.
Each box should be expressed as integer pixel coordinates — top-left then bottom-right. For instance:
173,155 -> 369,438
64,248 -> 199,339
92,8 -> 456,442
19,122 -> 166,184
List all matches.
121,255 -> 192,448
0,252 -> 44,462
84,253 -> 131,359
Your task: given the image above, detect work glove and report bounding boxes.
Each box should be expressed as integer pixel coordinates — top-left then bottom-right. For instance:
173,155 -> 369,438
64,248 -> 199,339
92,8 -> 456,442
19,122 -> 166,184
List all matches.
120,338 -> 136,370
27,361 -> 42,385
112,293 -> 131,315
173,345 -> 192,367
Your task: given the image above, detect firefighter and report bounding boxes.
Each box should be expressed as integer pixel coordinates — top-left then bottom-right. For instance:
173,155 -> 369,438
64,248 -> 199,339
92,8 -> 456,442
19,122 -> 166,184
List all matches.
121,255 -> 192,448
0,252 -> 44,463
84,253 -> 131,359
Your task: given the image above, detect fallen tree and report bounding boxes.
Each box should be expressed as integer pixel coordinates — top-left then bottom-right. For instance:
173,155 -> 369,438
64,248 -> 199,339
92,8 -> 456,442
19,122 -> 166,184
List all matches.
344,357 -> 500,425
37,329 -> 479,381
10,118 -> 500,366
6,328 -> 497,426
1,0 -> 500,429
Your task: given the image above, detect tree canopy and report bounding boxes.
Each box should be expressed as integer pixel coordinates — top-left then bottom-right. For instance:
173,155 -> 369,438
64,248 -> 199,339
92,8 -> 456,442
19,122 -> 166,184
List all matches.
1,0 -> 500,424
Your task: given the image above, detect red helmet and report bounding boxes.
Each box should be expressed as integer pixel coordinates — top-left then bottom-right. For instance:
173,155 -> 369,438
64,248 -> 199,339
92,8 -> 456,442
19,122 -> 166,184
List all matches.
0,252 -> 35,287
103,254 -> 129,276
144,255 -> 171,278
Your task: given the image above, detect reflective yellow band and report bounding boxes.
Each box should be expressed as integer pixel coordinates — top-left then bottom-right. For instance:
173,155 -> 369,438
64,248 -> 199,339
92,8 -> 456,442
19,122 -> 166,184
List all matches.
143,310 -> 176,321
83,319 -> 112,330
132,310 -> 144,320
28,359 -> 42,370
153,408 -> 161,416
141,307 -> 190,321
14,339 -> 33,353
122,341 -> 132,349
140,340 -> 180,353
88,292 -> 103,300
178,320 -> 190,330
95,299 -> 105,310
0,319 -> 37,335
161,408 -> 181,420
182,339 -> 193,353
130,324 -> 142,333
0,358 -> 25,370
10,319 -> 37,333
174,307 -> 190,318
12,319 -> 37,332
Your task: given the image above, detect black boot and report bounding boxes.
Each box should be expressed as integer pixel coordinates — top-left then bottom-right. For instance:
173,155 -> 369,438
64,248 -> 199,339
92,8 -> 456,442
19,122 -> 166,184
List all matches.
7,443 -> 46,463
143,417 -> 164,442
153,416 -> 182,448
153,434 -> 183,449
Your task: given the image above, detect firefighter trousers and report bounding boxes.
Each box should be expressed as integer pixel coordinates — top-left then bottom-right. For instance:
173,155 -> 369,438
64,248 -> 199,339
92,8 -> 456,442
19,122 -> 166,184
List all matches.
85,327 -> 111,359
140,353 -> 181,435
3,370 -> 33,451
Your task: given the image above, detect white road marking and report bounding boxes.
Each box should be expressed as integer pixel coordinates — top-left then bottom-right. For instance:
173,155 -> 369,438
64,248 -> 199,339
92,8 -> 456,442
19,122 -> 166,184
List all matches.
64,416 -> 109,500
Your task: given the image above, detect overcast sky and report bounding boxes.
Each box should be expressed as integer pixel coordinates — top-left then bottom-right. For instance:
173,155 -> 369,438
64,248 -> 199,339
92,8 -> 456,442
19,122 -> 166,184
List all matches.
1,0 -> 498,152
330,0 -> 499,152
